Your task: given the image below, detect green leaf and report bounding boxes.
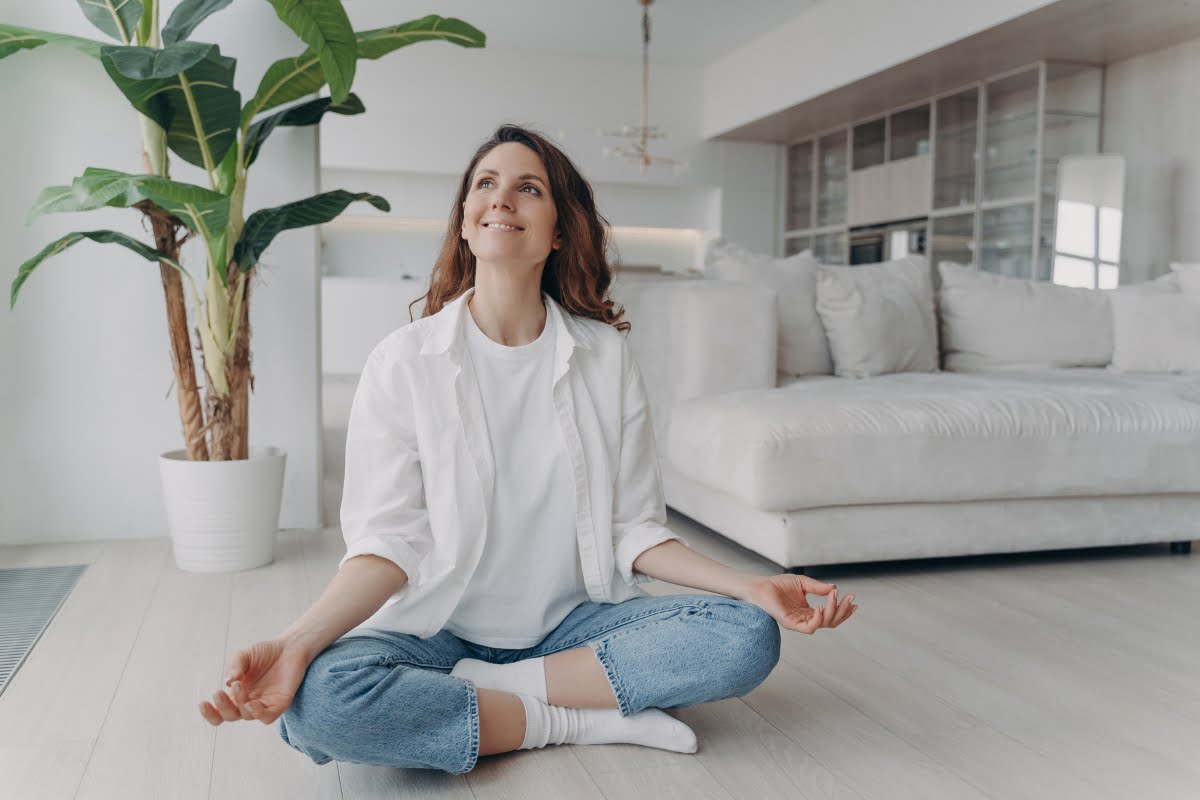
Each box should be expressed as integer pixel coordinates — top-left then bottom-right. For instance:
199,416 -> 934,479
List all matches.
75,0 -> 143,44
266,0 -> 356,104
161,0 -> 234,46
27,170 -> 231,285
354,15 -> 485,60
0,24 -> 105,60
26,171 -> 232,281
243,93 -> 364,168
234,190 -> 389,270
241,16 -> 484,128
11,229 -> 187,309
100,42 -> 241,171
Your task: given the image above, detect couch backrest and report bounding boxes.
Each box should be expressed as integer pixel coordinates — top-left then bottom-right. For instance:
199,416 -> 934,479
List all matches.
610,277 -> 778,444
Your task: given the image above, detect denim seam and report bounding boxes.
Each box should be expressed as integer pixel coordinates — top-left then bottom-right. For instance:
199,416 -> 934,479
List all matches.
458,677 -> 480,774
540,600 -> 711,655
589,639 -> 633,717
338,634 -> 461,670
595,604 -> 710,650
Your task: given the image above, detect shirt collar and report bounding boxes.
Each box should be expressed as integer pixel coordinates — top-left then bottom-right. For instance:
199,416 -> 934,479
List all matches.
419,285 -> 596,365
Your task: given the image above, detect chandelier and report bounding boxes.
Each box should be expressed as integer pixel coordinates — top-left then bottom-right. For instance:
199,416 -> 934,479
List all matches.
599,0 -> 688,175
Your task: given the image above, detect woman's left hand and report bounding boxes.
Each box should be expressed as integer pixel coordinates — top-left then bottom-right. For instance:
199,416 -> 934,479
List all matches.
744,573 -> 857,634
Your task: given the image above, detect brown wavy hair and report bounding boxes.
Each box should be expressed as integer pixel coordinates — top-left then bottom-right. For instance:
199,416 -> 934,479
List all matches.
409,124 -> 629,332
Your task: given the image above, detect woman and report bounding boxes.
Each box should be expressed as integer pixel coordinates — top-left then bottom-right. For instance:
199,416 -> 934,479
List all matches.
197,124 -> 858,774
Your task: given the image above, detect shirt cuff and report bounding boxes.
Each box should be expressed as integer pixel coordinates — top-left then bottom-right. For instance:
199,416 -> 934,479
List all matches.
614,523 -> 687,586
339,535 -> 425,590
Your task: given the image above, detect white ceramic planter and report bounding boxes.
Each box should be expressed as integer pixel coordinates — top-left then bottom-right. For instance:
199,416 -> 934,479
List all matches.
158,446 -> 287,573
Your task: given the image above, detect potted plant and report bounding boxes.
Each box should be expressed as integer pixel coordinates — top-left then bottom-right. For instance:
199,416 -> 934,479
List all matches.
2,1 -> 483,572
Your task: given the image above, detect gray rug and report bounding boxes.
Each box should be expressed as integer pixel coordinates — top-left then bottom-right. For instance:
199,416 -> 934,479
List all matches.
0,564 -> 88,697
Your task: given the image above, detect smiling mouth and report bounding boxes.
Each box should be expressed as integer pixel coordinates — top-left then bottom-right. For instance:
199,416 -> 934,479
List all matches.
482,222 -> 523,231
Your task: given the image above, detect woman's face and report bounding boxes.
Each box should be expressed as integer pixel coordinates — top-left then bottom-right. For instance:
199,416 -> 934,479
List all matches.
461,142 -> 560,270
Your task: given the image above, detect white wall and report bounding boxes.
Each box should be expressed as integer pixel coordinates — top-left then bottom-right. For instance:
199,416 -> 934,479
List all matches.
0,1 -> 323,544
318,42 -> 782,260
703,0 -> 1056,139
1102,35 -> 1200,283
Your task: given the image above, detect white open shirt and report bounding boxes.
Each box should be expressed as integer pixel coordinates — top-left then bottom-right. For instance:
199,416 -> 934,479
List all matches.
339,286 -> 686,640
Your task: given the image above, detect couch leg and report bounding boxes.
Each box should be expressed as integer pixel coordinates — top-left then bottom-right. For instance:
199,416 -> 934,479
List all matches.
1169,541 -> 1192,554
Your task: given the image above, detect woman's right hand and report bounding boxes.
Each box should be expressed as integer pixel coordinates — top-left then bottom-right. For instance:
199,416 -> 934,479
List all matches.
198,638 -> 311,727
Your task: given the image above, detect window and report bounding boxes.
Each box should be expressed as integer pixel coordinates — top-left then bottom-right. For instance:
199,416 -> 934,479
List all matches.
1052,199 -> 1120,289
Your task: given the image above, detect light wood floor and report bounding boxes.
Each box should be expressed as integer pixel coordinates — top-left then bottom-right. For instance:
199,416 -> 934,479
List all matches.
0,515 -> 1197,800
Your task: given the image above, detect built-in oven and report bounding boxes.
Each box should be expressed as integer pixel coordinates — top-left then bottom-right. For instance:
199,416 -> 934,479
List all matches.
849,219 -> 927,265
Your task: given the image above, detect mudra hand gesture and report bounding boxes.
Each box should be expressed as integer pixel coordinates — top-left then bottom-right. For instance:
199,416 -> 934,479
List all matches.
197,638 -> 310,726
745,573 -> 857,634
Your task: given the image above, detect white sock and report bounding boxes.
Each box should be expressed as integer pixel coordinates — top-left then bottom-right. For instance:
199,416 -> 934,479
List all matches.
451,656 -> 548,702
515,693 -> 697,754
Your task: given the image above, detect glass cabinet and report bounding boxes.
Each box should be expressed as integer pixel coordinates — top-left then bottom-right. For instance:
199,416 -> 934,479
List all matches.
784,235 -> 812,257
780,60 -> 1099,279
929,213 -> 976,279
816,131 -> 849,227
785,141 -> 815,233
889,105 -> 930,160
813,231 -> 848,265
980,204 -> 1036,279
852,118 -> 886,170
983,67 -> 1040,204
933,88 -> 979,211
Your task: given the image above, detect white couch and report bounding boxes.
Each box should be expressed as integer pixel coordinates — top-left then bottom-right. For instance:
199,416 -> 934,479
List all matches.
612,262 -> 1200,572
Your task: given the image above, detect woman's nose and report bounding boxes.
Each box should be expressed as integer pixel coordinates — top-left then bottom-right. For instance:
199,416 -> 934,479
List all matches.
491,185 -> 517,209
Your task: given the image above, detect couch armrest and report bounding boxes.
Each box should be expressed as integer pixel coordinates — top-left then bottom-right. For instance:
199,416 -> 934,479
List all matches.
613,277 -> 778,444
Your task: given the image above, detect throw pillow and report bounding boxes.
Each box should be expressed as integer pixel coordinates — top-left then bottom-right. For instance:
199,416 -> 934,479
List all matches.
1109,270 -> 1181,295
1170,262 -> 1200,295
814,255 -> 939,378
704,238 -> 833,377
937,262 -> 1113,370
1110,292 -> 1200,373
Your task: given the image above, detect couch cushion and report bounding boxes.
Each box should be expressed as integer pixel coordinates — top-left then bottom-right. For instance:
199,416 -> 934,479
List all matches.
1173,262 -> 1200,294
815,255 -> 939,378
611,277 -> 778,448
665,369 -> 1200,511
703,238 -> 833,378
937,262 -> 1114,370
1110,291 -> 1200,373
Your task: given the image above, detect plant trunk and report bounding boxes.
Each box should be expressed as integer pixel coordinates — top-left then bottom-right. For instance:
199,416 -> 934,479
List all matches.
207,267 -> 253,461
150,213 -> 209,461
229,267 -> 253,461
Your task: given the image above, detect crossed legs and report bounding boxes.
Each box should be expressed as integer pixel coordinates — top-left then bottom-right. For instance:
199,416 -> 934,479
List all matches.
477,646 -> 616,755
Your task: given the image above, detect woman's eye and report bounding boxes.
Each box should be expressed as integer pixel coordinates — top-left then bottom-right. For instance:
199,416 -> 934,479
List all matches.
474,178 -> 540,195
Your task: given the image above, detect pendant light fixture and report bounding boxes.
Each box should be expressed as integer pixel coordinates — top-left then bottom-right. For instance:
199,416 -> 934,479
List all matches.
599,0 -> 688,175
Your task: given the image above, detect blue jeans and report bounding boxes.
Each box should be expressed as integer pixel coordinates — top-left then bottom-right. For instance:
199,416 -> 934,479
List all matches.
277,593 -> 780,774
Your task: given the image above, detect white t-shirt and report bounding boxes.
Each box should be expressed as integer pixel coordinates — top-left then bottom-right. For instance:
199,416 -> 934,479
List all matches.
442,304 -> 591,647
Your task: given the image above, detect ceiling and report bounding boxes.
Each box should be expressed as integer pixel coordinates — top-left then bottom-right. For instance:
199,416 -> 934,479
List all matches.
720,0 -> 1200,142
342,0 -> 822,66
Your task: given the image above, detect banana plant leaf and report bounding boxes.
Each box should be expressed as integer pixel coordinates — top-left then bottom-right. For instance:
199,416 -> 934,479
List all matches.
243,93 -> 364,169
161,0 -> 233,46
242,15 -> 484,127
100,42 -> 240,171
29,168 -> 230,239
11,229 -> 188,309
266,0 -> 356,105
0,24 -> 105,60
28,168 -> 232,281
75,0 -> 143,44
234,190 -> 389,270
